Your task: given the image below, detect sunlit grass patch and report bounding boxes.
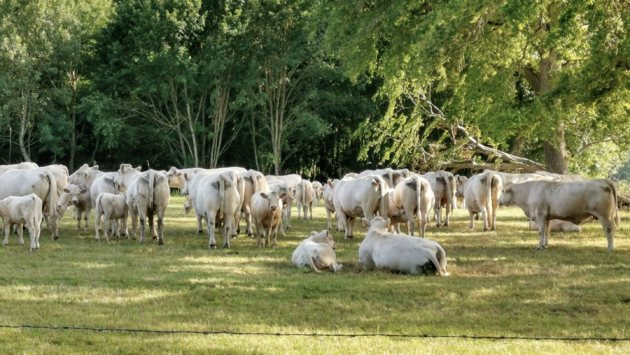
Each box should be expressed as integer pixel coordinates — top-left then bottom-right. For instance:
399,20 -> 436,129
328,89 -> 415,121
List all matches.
0,194 -> 628,353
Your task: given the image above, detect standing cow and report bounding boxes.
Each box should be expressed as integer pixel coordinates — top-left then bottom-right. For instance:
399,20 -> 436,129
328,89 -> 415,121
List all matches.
423,171 -> 456,227
498,179 -> 619,251
56,184 -> 91,230
393,175 -> 435,237
332,175 -> 389,239
456,172 -> 502,231
250,191 -> 286,249
94,192 -> 129,241
296,180 -> 314,220
265,174 -> 301,231
0,194 -> 43,251
115,165 -> 170,244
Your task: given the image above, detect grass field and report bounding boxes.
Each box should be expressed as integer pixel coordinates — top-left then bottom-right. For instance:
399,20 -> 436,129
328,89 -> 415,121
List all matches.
1,195 -> 629,354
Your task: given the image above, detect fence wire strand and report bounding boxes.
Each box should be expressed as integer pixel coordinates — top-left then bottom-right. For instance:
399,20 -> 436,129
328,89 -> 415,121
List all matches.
0,324 -> 627,342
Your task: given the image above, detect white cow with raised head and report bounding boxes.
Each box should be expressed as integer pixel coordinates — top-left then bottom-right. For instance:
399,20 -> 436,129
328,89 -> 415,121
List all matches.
456,172 -> 502,231
115,164 -> 170,244
0,194 -> 43,251
359,217 -> 449,276
94,192 -> 129,241
250,190 -> 286,249
332,175 -> 389,239
292,230 -> 342,272
57,184 -> 91,230
498,179 -> 619,251
393,175 -> 435,237
265,174 -> 302,230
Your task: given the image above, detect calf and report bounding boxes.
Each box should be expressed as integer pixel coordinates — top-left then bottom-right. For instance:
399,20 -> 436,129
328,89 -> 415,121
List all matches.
94,192 -> 129,241
0,194 -> 43,251
498,179 -> 619,251
250,191 -> 285,249
57,184 -> 91,230
292,230 -> 343,272
359,217 -> 448,276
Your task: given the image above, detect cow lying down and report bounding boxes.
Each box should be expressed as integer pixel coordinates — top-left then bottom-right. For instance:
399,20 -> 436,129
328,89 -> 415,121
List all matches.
529,219 -> 581,233
292,230 -> 342,272
0,194 -> 43,251
359,217 -> 449,276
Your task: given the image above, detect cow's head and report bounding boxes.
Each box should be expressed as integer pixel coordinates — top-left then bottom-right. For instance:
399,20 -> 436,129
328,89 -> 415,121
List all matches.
68,164 -> 97,185
455,175 -> 467,198
62,184 -> 88,206
497,185 -> 513,206
362,216 -> 390,233
309,230 -> 337,250
260,191 -> 285,212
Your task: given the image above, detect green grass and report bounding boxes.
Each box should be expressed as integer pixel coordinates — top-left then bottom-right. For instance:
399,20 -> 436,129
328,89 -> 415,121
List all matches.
1,195 -> 629,354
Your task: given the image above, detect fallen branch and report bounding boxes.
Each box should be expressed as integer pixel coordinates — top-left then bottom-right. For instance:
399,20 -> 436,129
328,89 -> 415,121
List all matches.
439,161 -> 541,173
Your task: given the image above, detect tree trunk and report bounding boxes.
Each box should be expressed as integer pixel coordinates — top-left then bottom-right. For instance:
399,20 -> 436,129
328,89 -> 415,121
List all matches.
539,51 -> 568,174
19,90 -> 31,162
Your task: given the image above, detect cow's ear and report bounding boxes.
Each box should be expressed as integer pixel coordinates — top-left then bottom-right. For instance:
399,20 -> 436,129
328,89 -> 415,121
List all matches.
91,165 -> 99,170
310,231 -> 318,236
371,179 -> 378,186
63,188 -> 70,194
362,218 -> 370,228
280,193 -> 287,199
80,189 -> 88,194
176,172 -> 182,177
79,186 -> 88,194
84,172 -> 89,178
135,166 -> 142,171
183,173 -> 190,181
260,192 -> 268,199
504,186 -> 512,193
120,164 -> 126,173
327,179 -> 333,187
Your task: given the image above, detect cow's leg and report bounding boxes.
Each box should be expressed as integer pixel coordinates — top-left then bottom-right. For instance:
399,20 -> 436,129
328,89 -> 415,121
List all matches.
84,208 -> 91,231
157,208 -> 165,245
102,212 -> 111,242
535,213 -> 547,250
76,210 -> 82,230
309,202 -> 313,220
434,201 -> 441,228
403,201 -> 415,236
421,209 -> 431,238
325,208 -> 332,230
3,221 -> 10,246
297,200 -> 302,219
244,207 -> 253,237
95,212 -> 101,241
444,203 -> 452,227
467,208 -> 475,229
206,216 -> 217,249
491,200 -> 498,231
272,225 -> 279,249
222,218 -> 230,249
544,220 -> 551,248
346,216 -> 355,239
335,209 -> 348,238
148,211 -> 157,240
285,199 -> 292,229
139,211 -> 148,244
602,218 -> 615,252
480,203 -> 489,231
16,223 -> 24,246
26,220 -> 36,251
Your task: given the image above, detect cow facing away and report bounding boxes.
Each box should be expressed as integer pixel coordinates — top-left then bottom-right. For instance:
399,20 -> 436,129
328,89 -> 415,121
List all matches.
94,192 -> 129,241
393,175 -> 435,238
116,165 -> 170,244
456,172 -> 503,231
359,217 -> 449,276
332,175 -> 389,239
296,180 -> 314,220
423,171 -> 456,227
292,230 -> 342,272
0,194 -> 43,251
498,179 -> 619,251
250,191 -> 286,249
323,180 -> 341,232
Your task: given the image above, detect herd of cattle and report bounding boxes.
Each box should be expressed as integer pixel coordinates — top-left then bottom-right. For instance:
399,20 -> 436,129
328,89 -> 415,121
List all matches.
0,162 -> 621,275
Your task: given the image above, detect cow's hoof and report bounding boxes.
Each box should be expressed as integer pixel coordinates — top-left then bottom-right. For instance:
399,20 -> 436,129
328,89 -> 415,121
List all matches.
345,235 -> 354,239
224,245 -> 230,249
197,230 -> 203,234
2,242 -> 7,246
19,242 -> 24,246
483,228 -> 488,232
210,244 -> 217,249
158,240 -> 164,245
53,236 -> 59,240
536,246 -> 543,250
286,226 -> 290,230
247,233 -> 253,237
152,236 -> 158,240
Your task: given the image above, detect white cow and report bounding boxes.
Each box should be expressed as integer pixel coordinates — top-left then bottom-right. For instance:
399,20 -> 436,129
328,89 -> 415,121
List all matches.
0,168 -> 58,239
166,166 -> 246,190
265,174 -> 302,230
332,175 -> 389,239
0,194 -> 43,251
498,179 -> 619,251
483,170 -> 558,185
181,170 -> 241,248
292,230 -> 342,272
94,192 -> 129,241
237,169 -> 266,237
115,165 -> 170,244
359,217 -> 449,276
393,175 -> 435,237
387,190 -> 408,234
357,168 -> 409,188
423,171 -> 456,227
57,184 -> 91,230
534,171 -> 586,182
323,180 -> 341,231
250,191 -> 285,249
296,179 -> 314,220
529,219 -> 581,233
456,172 -> 503,231
0,162 -> 38,176
311,181 -> 324,206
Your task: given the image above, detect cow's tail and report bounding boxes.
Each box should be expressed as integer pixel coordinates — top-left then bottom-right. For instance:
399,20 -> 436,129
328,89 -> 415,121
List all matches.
301,181 -> 306,209
43,169 -> 57,224
607,179 -> 621,227
427,252 -> 443,276
218,175 -> 226,219
249,169 -> 259,192
377,176 -> 389,219
147,169 -> 155,211
485,172 -> 494,229
436,244 -> 449,276
440,171 -> 455,211
306,250 -> 321,273
95,193 -> 104,228
388,168 -> 393,188
415,175 -> 424,232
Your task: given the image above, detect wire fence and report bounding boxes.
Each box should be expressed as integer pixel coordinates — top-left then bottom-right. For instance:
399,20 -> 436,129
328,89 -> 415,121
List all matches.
0,324 -> 628,342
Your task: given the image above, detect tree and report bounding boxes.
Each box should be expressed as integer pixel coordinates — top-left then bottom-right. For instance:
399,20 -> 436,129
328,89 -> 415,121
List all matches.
319,0 -> 630,174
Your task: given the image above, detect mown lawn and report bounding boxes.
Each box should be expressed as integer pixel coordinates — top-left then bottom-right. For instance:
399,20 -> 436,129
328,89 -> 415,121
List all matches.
0,195 -> 629,354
